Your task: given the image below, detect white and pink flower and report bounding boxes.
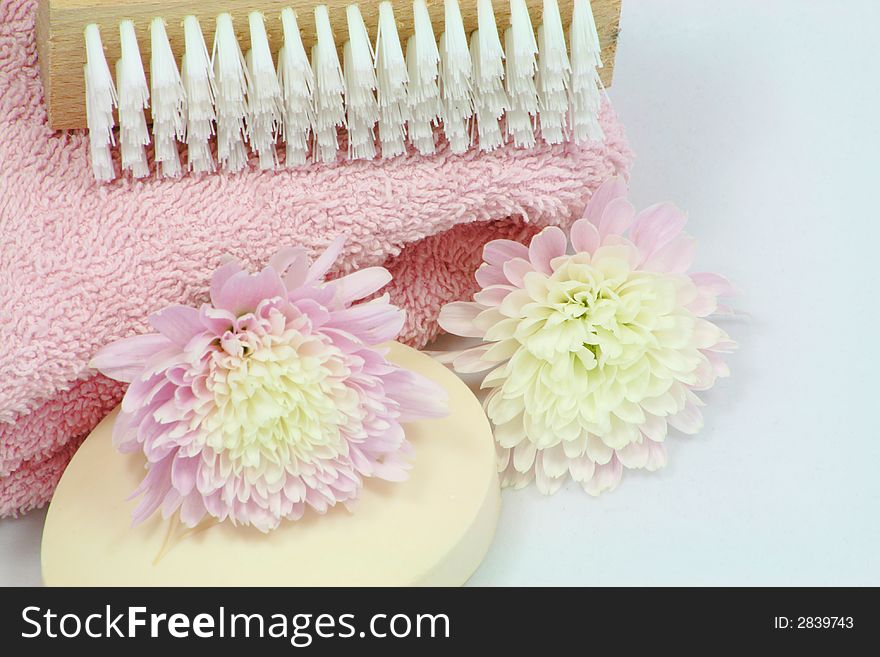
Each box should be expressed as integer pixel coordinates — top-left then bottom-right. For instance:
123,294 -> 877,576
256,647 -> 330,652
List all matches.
438,177 -> 737,495
91,239 -> 447,532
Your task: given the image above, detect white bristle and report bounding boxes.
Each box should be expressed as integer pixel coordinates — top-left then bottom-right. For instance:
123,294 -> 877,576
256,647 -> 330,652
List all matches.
505,0 -> 539,148
278,8 -> 314,167
536,0 -> 571,144
246,12 -> 282,170
406,0 -> 441,155
569,0 -> 604,142
150,18 -> 185,178
374,1 -> 408,158
311,5 -> 345,164
477,0 -> 505,79
471,1 -> 507,152
80,3 -> 607,178
181,17 -> 216,173
212,13 -> 250,173
182,15 -> 216,174
116,21 -> 150,178
439,0 -> 473,154
84,24 -> 117,182
344,5 -> 378,160
469,34 -> 507,151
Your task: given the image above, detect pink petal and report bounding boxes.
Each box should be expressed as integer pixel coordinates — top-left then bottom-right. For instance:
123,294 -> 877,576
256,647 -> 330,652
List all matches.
691,272 -> 738,298
644,440 -> 667,471
667,401 -> 704,435
617,441 -> 649,469
90,334 -> 176,383
130,457 -> 174,525
438,302 -> 486,338
570,218 -> 600,254
214,267 -> 287,316
179,494 -> 207,526
704,350 -> 731,378
474,284 -> 516,308
323,301 -> 405,344
326,267 -> 392,304
475,263 -> 508,288
198,304 -> 236,336
642,235 -> 697,273
630,202 -> 687,259
686,288 -> 718,317
148,305 -> 204,347
305,235 -> 346,284
583,176 -> 628,227
384,369 -> 449,421
171,455 -> 200,495
597,197 -> 635,239
209,261 -> 244,308
528,226 -> 567,275
269,246 -> 310,289
640,413 -> 668,443
502,258 -> 534,287
452,344 -> 497,373
483,239 -> 529,266
582,456 -> 622,496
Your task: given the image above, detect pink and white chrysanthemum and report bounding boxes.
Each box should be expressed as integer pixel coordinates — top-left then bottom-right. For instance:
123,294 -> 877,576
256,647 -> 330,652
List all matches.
91,239 -> 447,532
438,177 -> 737,495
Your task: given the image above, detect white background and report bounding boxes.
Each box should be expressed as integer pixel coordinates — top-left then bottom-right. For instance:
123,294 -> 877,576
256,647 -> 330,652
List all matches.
2,0 -> 879,585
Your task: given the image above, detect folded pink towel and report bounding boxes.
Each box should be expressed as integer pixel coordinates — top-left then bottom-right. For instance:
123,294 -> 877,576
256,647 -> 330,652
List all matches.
0,0 -> 632,517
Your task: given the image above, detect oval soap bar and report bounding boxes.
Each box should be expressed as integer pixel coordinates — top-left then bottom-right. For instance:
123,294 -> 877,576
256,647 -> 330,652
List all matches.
41,342 -> 500,586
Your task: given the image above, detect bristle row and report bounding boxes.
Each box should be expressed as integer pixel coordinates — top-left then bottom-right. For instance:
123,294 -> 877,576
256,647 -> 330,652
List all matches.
83,0 -> 605,182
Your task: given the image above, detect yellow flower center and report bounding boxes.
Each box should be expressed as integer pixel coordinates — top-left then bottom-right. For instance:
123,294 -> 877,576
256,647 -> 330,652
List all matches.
197,327 -> 360,478
489,246 -> 705,444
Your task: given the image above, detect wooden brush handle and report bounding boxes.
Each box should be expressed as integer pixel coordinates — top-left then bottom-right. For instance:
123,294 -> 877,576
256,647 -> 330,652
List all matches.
36,0 -> 622,130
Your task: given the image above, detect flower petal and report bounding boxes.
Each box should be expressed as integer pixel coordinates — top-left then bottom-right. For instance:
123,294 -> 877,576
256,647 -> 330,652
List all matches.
691,272 -> 738,298
452,344 -> 497,373
214,267 -> 287,316
483,239 -> 529,266
597,197 -> 635,239
502,258 -> 535,287
582,456 -> 622,496
583,176 -> 628,227
438,301 -> 486,338
209,261 -> 244,308
630,202 -> 687,259
475,263 -> 507,287
323,300 -> 405,344
384,369 -> 449,421
642,235 -> 698,274
269,246 -> 310,289
305,235 -> 346,284
644,440 -> 667,471
90,334 -> 176,383
474,284 -> 516,308
570,218 -> 600,254
148,305 -> 204,347
528,226 -> 567,275
617,441 -> 649,469
327,267 -> 392,304
668,401 -> 704,434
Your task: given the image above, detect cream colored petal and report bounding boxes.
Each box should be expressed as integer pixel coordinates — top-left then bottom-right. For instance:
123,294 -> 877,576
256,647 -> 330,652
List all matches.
585,434 -> 613,464
617,440 -> 649,469
644,440 -> 667,471
513,439 -> 538,473
540,442 -> 571,478
495,416 -> 527,448
581,457 -> 622,496
568,454 -> 596,483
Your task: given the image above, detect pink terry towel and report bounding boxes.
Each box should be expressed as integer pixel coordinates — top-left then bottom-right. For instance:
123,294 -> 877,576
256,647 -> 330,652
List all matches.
0,0 -> 632,517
